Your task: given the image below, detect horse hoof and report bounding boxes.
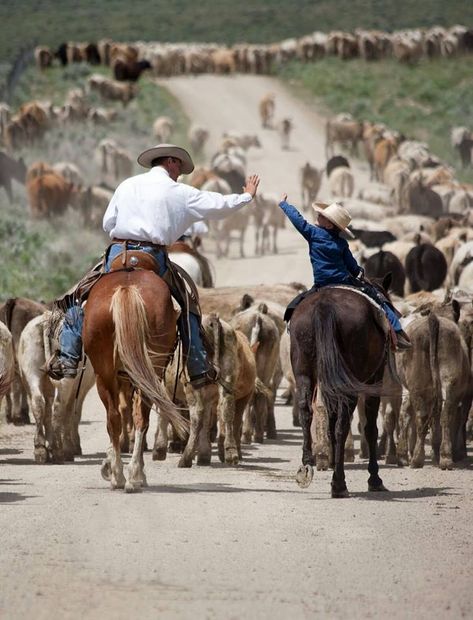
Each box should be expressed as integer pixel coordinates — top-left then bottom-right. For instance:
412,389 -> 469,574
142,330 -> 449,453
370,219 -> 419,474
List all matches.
51,452 -> 65,465
410,460 -> 424,469
241,433 -> 252,445
295,464 -> 314,489
153,448 -> 167,461
197,454 -> 211,466
34,446 -> 49,464
385,454 -> 397,465
266,430 -> 277,440
331,488 -> 349,499
316,456 -> 329,471
218,447 -> 225,464
101,460 -> 112,481
368,482 -> 389,492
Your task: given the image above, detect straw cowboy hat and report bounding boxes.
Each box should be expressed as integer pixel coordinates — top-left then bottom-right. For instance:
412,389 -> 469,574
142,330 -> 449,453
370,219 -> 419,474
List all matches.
312,201 -> 355,239
137,143 -> 195,174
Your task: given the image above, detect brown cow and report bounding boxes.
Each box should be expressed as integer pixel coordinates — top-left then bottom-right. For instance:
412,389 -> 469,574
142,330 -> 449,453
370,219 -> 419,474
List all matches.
325,115 -> 363,157
26,171 -> 76,218
259,93 -> 275,129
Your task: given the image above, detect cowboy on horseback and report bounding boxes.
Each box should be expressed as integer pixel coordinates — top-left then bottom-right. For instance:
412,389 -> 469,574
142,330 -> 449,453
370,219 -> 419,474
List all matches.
279,195 -> 411,350
48,143 -> 260,385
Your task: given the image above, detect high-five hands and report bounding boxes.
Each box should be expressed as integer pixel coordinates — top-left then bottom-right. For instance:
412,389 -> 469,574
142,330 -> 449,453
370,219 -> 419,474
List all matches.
243,174 -> 260,198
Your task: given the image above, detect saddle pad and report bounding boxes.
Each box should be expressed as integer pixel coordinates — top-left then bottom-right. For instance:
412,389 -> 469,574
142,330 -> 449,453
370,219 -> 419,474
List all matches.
324,284 -> 384,314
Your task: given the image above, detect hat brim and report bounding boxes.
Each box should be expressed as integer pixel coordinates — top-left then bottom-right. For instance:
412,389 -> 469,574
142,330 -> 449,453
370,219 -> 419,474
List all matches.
312,205 -> 355,239
137,144 -> 194,174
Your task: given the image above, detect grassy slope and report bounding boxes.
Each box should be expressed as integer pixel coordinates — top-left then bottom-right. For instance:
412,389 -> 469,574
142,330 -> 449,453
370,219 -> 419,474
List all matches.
1,0 -> 473,60
277,56 -> 473,182
0,65 -> 190,301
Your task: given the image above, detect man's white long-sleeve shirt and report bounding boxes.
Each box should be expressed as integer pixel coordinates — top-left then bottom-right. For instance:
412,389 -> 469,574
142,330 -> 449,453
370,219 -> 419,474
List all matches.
103,166 -> 252,245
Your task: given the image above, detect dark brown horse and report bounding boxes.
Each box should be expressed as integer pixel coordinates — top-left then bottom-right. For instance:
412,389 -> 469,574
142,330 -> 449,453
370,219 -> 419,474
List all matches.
82,266 -> 189,492
0,151 -> 27,203
290,281 -> 393,498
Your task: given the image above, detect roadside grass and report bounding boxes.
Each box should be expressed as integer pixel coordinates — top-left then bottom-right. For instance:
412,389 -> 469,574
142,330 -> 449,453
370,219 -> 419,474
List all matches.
277,56 -> 473,183
0,64 -> 190,302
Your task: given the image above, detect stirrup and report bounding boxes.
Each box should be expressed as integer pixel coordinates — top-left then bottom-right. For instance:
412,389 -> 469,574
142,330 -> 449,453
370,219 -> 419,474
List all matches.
189,367 -> 219,389
46,355 -> 79,380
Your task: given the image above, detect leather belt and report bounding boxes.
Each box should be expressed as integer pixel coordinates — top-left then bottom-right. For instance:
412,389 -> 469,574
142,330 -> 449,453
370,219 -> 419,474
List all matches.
112,238 -> 166,250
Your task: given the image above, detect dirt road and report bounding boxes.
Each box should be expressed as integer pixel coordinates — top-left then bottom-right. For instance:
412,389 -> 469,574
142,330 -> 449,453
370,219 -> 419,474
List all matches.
1,75 -> 472,620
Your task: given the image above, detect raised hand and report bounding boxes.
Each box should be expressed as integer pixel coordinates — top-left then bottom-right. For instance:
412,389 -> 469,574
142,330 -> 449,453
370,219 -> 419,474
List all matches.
243,174 -> 260,198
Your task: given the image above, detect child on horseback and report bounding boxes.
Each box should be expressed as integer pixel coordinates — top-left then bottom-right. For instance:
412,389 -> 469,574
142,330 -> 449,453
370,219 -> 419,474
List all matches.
279,196 -> 411,350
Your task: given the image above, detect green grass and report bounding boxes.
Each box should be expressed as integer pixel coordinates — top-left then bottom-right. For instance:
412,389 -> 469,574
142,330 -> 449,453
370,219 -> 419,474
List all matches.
277,55 -> 473,182
0,63 -> 190,302
1,0 -> 473,62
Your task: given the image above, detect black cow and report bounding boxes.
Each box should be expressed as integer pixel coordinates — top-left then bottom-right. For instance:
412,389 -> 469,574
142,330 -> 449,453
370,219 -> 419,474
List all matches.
363,250 -> 405,297
113,59 -> 152,82
405,244 -> 447,293
326,155 -> 350,178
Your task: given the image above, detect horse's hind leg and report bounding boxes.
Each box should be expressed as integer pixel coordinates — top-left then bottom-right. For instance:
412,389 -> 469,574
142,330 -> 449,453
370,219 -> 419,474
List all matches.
365,395 -> 388,492
126,391 -> 150,492
331,398 -> 355,498
97,377 -> 125,489
295,375 -> 315,488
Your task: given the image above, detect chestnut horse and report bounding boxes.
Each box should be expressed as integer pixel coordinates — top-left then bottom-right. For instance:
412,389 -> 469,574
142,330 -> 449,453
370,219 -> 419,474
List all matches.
290,283 -> 393,498
82,268 -> 189,492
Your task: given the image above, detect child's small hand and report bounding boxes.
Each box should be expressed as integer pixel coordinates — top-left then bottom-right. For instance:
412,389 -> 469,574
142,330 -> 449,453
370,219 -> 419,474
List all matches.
281,193 -> 288,202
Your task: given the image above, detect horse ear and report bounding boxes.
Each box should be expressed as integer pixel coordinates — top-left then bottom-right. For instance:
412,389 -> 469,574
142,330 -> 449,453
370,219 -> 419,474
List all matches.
452,299 -> 460,323
382,272 -> 392,292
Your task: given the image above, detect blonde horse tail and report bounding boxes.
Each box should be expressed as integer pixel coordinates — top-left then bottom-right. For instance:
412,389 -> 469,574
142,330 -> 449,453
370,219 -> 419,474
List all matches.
110,285 -> 189,439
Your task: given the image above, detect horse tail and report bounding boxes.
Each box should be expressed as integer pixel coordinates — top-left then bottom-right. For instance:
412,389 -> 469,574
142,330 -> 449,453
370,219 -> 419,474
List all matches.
110,284 -> 189,439
313,300 -> 382,412
428,313 -> 442,421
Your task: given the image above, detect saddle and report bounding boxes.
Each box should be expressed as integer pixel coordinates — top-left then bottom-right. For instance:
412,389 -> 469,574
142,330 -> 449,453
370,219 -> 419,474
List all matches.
108,243 -> 201,316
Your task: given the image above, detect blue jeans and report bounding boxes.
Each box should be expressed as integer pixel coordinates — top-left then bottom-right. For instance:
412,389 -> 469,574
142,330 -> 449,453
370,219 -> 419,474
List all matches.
59,243 -> 210,377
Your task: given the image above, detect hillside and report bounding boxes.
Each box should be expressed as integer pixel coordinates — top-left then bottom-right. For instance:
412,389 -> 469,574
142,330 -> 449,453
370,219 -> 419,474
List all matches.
1,0 -> 473,61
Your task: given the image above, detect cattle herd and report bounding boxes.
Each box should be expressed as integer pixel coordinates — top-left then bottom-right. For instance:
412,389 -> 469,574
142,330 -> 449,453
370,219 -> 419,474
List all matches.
0,24 -> 473,492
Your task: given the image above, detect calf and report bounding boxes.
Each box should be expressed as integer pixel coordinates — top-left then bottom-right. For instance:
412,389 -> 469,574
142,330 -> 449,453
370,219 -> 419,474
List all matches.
231,304 -> 280,443
397,312 -> 472,469
17,312 -> 95,463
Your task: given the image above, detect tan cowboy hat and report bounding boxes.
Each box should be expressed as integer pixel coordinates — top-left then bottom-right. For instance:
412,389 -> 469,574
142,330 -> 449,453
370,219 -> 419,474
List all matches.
312,201 -> 355,239
137,143 -> 195,174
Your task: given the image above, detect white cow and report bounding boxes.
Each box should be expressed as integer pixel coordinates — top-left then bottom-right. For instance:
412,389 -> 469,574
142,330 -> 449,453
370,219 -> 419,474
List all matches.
18,312 -> 95,464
